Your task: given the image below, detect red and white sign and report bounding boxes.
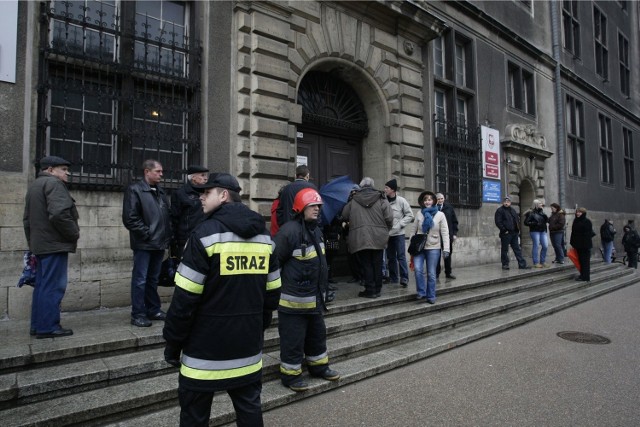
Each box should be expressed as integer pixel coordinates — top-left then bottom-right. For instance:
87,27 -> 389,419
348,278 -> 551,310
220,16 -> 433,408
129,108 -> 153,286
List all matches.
481,126 -> 500,180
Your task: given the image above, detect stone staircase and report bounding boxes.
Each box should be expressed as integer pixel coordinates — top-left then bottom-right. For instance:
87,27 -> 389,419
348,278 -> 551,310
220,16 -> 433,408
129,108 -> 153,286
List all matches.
0,262 -> 636,426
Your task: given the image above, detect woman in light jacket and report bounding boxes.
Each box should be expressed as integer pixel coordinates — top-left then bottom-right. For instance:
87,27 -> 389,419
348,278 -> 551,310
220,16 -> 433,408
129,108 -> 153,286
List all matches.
412,191 -> 450,304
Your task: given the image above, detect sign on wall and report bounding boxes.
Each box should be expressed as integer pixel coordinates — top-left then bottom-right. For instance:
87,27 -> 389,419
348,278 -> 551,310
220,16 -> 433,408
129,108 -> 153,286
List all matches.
482,179 -> 502,203
481,126 -> 501,180
0,0 -> 18,83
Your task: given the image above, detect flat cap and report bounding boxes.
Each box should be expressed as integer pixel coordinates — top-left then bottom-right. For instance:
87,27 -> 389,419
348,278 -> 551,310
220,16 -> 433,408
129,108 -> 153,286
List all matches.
187,165 -> 209,175
504,196 -> 511,201
39,155 -> 71,169
193,173 -> 241,193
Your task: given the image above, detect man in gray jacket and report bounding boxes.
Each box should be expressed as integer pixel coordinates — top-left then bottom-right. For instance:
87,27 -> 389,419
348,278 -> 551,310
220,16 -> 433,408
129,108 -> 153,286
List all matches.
383,179 -> 414,287
122,159 -> 172,327
23,155 -> 79,338
341,177 -> 393,298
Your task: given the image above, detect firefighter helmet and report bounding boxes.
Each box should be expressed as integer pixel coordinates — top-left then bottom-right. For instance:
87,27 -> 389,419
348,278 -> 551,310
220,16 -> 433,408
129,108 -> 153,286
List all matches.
292,188 -> 323,213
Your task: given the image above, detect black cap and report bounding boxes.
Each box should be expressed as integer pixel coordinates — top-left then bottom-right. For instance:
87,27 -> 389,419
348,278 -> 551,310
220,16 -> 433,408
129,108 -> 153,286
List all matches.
385,178 -> 398,191
187,165 -> 209,175
39,155 -> 71,169
193,173 -> 241,193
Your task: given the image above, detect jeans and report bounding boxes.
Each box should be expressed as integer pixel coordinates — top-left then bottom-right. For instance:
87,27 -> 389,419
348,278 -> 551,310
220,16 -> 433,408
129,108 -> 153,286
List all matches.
414,249 -> 441,301
550,232 -> 565,263
602,240 -> 614,264
500,233 -> 527,268
131,249 -> 164,318
530,231 -> 548,264
386,235 -> 409,283
31,253 -> 68,333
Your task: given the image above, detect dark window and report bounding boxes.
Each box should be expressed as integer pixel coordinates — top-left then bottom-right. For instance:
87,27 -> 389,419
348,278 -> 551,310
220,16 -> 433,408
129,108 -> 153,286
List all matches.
37,1 -> 201,189
623,128 -> 635,190
566,95 -> 585,178
617,1 -> 627,11
432,32 -> 479,208
618,33 -> 630,97
562,1 -> 580,58
507,62 -> 535,115
598,114 -> 613,185
594,6 -> 608,80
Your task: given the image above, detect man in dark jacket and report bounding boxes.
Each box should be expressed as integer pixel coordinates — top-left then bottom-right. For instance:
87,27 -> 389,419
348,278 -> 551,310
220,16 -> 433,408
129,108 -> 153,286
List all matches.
163,173 -> 281,426
341,177 -> 393,298
170,165 -> 209,259
122,159 -> 172,327
494,196 -> 529,270
435,193 -> 459,279
23,155 -> 79,338
276,164 -> 317,227
570,207 -> 594,281
274,188 -> 340,392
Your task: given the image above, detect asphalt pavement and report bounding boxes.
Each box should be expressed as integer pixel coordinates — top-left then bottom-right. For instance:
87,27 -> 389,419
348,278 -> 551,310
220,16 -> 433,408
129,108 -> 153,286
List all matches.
259,280 -> 640,427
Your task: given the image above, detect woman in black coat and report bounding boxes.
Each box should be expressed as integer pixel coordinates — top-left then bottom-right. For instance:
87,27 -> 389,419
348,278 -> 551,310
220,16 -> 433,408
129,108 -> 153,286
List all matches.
570,207 -> 594,281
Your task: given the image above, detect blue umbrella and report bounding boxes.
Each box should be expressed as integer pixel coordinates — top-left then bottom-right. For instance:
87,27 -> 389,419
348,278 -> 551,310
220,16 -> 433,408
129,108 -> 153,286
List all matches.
319,175 -> 356,226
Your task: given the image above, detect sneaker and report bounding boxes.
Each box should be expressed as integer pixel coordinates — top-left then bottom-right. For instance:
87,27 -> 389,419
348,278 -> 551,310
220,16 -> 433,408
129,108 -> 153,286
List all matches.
131,316 -> 152,327
148,311 -> 167,321
533,264 -> 543,268
287,379 -> 309,392
319,368 -> 340,381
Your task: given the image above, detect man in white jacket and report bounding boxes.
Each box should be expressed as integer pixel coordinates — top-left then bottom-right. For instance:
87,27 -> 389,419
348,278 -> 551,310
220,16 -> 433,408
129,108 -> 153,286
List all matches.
383,179 -> 414,287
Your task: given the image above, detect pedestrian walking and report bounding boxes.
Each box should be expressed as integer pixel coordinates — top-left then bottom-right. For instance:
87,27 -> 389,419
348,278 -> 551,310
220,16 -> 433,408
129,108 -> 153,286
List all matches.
383,178 -> 414,287
435,193 -> 458,279
570,207 -> 594,282
548,203 -> 566,264
163,173 -> 281,427
494,196 -> 529,270
412,191 -> 449,304
524,199 -> 549,268
122,159 -> 172,327
23,156 -> 79,338
599,219 -> 616,264
170,165 -> 209,259
274,188 -> 340,392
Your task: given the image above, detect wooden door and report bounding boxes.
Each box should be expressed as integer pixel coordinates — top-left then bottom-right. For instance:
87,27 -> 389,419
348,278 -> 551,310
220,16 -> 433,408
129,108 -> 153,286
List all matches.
297,131 -> 361,188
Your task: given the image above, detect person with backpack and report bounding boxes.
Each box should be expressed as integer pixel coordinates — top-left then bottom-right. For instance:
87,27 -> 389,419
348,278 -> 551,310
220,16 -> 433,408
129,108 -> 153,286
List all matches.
621,225 -> 639,269
524,199 -> 549,268
599,219 -> 616,264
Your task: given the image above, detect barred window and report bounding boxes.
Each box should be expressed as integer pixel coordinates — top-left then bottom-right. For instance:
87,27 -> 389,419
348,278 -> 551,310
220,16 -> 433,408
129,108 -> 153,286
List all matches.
598,114 -> 613,185
37,1 -> 201,189
566,95 -> 585,178
623,128 -> 635,190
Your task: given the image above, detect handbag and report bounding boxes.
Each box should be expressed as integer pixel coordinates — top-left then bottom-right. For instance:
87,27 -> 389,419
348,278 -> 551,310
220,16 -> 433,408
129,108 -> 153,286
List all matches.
407,233 -> 427,255
17,251 -> 37,288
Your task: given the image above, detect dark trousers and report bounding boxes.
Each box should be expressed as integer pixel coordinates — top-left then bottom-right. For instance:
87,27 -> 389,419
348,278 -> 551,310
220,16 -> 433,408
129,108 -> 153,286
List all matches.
386,235 -> 409,283
278,312 -> 329,385
31,253 -> 68,333
627,250 -> 638,269
348,251 -> 362,280
500,233 -> 527,268
577,248 -> 591,281
357,249 -> 383,294
178,382 -> 263,427
436,238 -> 453,276
131,249 -> 163,318
550,232 -> 565,263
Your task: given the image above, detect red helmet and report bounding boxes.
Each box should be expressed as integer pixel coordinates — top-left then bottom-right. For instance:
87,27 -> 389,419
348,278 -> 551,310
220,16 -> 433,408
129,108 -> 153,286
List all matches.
293,188 -> 323,213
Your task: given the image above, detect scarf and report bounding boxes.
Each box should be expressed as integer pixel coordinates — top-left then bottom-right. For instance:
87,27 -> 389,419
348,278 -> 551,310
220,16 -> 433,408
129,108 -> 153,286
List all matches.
421,206 -> 439,233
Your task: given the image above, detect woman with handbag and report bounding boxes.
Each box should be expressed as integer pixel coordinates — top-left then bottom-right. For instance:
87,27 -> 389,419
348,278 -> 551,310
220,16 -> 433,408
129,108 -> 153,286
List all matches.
411,191 -> 450,304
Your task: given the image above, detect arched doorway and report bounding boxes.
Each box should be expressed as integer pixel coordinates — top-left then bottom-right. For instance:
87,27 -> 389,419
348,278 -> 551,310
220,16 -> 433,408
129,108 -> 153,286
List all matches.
296,71 -> 367,188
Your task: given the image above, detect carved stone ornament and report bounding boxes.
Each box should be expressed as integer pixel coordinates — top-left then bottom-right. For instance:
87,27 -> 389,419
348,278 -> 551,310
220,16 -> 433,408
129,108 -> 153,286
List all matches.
504,124 -> 546,148
403,41 -> 414,56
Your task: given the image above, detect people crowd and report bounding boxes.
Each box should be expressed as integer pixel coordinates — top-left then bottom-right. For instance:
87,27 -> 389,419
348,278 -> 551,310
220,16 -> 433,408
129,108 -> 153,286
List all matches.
23,156 -> 639,425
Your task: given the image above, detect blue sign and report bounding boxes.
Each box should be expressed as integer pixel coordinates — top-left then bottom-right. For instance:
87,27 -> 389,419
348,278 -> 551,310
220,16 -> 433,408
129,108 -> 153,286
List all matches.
483,179 -> 502,203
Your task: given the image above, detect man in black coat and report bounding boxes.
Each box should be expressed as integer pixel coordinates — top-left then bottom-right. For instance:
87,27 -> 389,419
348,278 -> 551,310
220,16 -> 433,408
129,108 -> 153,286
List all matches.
435,193 -> 458,279
170,165 -> 209,259
122,159 -> 172,327
23,155 -> 79,338
494,196 -> 529,270
276,165 -> 317,227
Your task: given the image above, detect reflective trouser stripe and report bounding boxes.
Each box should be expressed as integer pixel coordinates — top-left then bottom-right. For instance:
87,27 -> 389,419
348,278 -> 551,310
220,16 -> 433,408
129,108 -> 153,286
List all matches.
180,353 -> 262,380
280,362 -> 302,376
267,277 -> 282,291
307,352 -> 329,366
279,293 -> 316,309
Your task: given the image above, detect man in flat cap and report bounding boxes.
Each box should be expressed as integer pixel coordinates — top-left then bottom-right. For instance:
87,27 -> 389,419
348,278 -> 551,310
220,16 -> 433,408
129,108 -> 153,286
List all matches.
494,196 -> 529,270
163,173 -> 281,426
23,155 -> 79,338
171,165 -> 209,259
123,159 -> 172,327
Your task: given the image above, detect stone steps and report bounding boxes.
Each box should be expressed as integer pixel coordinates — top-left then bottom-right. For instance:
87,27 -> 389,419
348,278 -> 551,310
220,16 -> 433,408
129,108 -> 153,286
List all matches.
0,263 -> 636,426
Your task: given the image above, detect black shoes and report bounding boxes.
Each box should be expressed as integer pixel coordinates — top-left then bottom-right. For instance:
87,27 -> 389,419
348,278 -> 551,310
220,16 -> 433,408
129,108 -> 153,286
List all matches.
358,291 -> 379,299
347,277 -> 360,283
316,368 -> 341,381
287,379 -> 310,392
36,328 -> 73,339
328,284 -> 338,291
519,266 -> 531,270
382,276 -> 391,284
328,278 -> 337,284
445,274 -> 456,279
400,280 -> 408,288
148,311 -> 167,321
131,316 -> 152,327
426,299 -> 436,305
502,265 -> 510,270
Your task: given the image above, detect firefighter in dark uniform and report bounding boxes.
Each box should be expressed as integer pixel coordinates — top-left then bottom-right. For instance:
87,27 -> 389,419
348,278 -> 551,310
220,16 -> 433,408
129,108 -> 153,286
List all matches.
274,188 -> 341,392
163,173 -> 281,426
170,165 -> 209,259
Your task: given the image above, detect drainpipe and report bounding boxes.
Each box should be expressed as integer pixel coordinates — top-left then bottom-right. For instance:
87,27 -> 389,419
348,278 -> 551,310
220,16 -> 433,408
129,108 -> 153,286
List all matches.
550,1 -> 566,209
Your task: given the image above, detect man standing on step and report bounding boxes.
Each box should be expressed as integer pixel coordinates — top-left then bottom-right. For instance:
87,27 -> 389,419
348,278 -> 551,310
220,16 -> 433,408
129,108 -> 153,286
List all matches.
276,164 -> 317,228
163,173 -> 281,426
170,165 -> 209,259
383,178 -> 414,287
274,188 -> 340,392
494,196 -> 529,270
435,192 -> 459,279
122,159 -> 172,327
24,155 -> 79,338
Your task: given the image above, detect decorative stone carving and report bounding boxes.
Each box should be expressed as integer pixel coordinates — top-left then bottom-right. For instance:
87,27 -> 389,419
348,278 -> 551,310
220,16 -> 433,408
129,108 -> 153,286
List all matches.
403,40 -> 414,56
504,124 -> 546,148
